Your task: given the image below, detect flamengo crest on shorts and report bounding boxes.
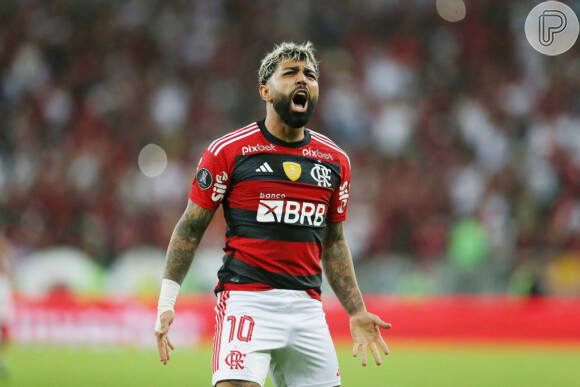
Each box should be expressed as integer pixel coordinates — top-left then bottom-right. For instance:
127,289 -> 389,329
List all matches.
225,350 -> 246,369
189,120 -> 351,295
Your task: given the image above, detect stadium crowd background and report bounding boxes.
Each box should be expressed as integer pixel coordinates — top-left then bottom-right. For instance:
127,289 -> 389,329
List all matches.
1,0 -> 579,296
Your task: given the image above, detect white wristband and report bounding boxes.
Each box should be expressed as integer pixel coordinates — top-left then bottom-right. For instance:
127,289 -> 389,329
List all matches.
155,279 -> 181,332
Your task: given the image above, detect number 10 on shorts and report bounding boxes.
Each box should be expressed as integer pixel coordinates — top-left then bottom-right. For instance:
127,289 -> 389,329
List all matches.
227,315 -> 255,343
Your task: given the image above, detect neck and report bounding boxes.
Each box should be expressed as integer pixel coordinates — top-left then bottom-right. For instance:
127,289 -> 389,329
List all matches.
264,105 -> 305,143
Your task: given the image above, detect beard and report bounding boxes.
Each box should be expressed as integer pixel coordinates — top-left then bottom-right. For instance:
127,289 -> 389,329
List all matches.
272,89 -> 318,129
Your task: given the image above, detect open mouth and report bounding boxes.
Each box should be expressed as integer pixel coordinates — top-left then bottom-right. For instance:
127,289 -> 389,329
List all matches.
291,89 -> 309,112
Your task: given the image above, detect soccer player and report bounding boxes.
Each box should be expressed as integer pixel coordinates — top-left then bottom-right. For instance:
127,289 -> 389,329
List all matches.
155,41 -> 390,387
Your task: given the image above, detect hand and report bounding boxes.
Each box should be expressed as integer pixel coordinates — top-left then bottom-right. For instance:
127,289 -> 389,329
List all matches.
155,310 -> 175,365
350,311 -> 391,366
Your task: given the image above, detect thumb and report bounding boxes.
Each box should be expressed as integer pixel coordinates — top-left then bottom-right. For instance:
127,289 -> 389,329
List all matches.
373,315 -> 391,329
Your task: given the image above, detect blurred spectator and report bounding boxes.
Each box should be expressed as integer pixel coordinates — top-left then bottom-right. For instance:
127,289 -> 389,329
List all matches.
0,232 -> 14,376
545,250 -> 580,296
1,0 -> 579,295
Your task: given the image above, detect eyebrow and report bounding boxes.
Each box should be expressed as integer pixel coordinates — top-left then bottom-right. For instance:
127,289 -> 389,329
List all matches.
281,65 -> 317,74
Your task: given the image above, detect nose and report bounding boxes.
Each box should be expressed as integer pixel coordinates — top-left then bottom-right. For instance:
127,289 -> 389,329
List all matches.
295,71 -> 307,85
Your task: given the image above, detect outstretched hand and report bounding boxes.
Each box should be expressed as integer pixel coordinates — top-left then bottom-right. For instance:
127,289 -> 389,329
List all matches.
155,310 -> 175,365
350,311 -> 391,366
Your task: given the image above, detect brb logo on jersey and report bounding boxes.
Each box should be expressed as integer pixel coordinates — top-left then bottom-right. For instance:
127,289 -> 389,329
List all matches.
256,200 -> 326,226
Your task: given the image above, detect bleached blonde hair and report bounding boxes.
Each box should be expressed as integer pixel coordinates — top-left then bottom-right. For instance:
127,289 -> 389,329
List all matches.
258,41 -> 319,85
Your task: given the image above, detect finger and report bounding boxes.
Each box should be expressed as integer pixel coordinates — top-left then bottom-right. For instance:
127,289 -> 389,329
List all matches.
352,343 -> 360,358
378,336 -> 390,355
370,342 -> 382,365
167,335 -> 175,351
158,340 -> 167,364
372,316 -> 391,330
361,344 -> 368,366
165,339 -> 171,362
162,348 -> 168,365
158,345 -> 164,363
157,331 -> 171,365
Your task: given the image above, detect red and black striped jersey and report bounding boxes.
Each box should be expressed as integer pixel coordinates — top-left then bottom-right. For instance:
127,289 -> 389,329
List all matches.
189,120 -> 351,300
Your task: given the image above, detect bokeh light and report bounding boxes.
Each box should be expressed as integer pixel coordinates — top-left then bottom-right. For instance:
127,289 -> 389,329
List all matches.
436,0 -> 466,22
138,144 -> 168,178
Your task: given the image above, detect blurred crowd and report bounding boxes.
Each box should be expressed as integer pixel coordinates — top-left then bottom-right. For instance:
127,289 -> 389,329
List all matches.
1,0 -> 580,295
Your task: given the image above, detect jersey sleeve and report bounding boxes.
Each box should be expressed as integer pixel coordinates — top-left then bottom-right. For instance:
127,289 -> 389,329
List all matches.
189,148 -> 233,210
326,158 -> 351,222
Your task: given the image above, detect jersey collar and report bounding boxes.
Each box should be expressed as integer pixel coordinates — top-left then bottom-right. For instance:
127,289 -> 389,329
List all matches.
257,119 -> 311,148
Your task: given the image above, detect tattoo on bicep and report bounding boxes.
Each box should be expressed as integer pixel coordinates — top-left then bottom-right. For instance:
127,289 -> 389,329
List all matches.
323,222 -> 343,247
176,202 -> 214,242
164,202 -> 215,284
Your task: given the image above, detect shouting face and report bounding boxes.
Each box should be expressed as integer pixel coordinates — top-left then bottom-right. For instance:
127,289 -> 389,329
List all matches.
263,60 -> 319,128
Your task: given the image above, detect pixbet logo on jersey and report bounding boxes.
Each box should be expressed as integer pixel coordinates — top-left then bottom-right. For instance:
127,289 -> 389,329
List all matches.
302,148 -> 333,160
242,143 -> 276,155
256,200 -> 326,226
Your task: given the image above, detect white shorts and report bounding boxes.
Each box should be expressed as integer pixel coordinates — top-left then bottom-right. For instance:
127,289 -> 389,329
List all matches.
211,289 -> 341,387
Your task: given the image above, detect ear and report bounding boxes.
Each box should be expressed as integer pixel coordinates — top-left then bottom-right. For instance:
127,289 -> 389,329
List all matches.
259,84 -> 272,102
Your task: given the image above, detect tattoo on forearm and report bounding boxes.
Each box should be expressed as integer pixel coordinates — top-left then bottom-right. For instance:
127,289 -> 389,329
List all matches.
164,202 -> 215,285
322,222 -> 365,316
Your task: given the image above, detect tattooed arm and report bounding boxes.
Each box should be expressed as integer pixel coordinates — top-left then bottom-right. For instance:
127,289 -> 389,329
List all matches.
321,221 -> 391,366
156,199 -> 215,365
321,222 -> 365,315
164,199 -> 216,284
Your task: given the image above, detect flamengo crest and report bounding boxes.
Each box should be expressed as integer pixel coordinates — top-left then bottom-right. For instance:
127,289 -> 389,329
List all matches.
310,164 -> 332,187
225,350 -> 246,370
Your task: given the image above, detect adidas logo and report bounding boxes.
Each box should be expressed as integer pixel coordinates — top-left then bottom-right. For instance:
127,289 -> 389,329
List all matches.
256,162 -> 273,173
